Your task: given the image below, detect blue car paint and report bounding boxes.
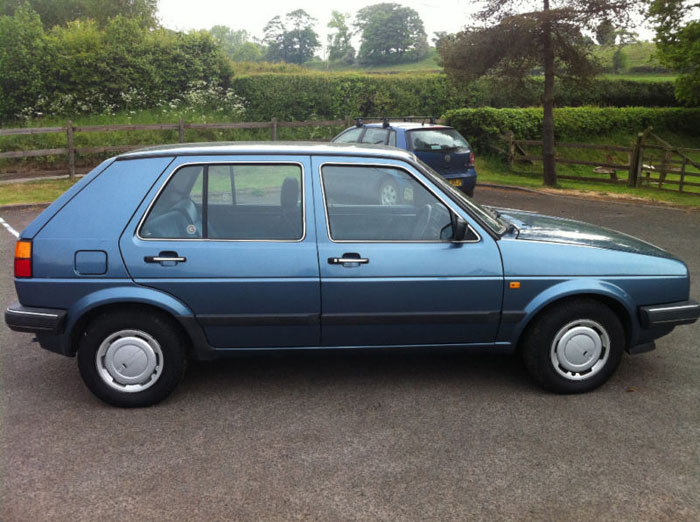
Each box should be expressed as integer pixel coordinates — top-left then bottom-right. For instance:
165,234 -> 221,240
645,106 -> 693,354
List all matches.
7,143 -> 696,361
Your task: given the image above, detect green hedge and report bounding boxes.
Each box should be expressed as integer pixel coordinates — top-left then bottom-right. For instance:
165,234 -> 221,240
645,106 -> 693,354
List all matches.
444,107 -> 700,151
230,74 -> 463,121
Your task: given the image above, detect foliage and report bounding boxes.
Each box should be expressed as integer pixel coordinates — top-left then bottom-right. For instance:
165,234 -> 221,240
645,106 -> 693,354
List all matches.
230,73 -> 463,121
327,11 -> 354,62
0,5 -> 47,121
612,48 -> 628,73
354,3 -> 429,65
0,0 -> 157,28
444,106 -> 700,151
263,10 -> 320,64
596,19 -> 616,45
0,8 -> 233,121
209,26 -> 264,62
649,0 -> 700,105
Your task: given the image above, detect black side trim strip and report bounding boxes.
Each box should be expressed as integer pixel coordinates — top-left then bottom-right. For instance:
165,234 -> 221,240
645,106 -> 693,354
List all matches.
323,311 -> 500,326
197,313 -> 320,327
501,311 -> 527,323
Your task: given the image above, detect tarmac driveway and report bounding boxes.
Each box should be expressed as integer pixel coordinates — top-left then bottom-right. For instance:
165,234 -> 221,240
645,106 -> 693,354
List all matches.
1,187 -> 698,521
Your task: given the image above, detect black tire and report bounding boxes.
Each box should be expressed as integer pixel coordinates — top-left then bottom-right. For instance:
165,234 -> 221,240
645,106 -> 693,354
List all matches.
77,311 -> 187,407
521,298 -> 625,394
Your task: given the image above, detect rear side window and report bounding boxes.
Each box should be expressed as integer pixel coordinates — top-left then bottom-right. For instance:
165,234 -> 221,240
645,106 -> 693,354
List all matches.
140,163 -> 303,240
408,129 -> 470,151
361,128 -> 392,145
333,128 -> 362,143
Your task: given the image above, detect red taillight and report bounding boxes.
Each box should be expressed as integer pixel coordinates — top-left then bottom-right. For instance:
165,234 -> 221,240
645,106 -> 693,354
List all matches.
469,152 -> 475,166
14,240 -> 32,278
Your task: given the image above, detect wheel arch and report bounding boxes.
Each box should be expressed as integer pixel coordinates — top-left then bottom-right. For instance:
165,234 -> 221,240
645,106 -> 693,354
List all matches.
64,287 -> 205,357
511,282 -> 638,354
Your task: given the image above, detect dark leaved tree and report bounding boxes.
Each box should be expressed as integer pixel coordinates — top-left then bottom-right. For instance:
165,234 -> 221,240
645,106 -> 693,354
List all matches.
263,10 -> 320,64
438,0 -> 639,186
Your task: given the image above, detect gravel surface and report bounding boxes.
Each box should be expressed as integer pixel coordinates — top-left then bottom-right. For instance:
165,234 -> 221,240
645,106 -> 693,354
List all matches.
1,188 -> 698,521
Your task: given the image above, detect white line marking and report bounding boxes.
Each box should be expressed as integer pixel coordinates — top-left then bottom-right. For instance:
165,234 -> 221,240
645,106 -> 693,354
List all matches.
0,217 -> 20,238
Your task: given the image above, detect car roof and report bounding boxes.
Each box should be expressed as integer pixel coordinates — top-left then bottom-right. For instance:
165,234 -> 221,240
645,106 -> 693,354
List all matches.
116,141 -> 417,161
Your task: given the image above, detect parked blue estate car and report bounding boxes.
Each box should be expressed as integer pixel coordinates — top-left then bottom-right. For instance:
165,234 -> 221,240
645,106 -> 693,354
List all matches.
5,143 -> 699,407
331,120 -> 478,198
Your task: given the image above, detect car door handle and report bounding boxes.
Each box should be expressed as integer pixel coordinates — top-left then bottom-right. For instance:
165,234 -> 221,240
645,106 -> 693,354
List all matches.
144,251 -> 187,264
328,253 -> 369,265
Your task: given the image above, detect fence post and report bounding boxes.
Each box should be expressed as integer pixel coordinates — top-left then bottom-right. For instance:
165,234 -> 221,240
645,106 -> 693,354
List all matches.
178,118 -> 185,143
345,115 -> 353,128
679,157 -> 687,192
628,127 -> 651,188
506,131 -> 514,169
270,118 -> 278,141
659,149 -> 671,189
66,120 -> 75,179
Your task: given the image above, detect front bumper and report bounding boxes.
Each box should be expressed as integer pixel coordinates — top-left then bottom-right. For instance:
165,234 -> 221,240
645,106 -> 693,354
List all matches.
639,300 -> 700,328
5,301 -> 66,335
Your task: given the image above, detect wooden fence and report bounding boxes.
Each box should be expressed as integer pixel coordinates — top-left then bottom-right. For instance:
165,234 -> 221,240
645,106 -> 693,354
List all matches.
0,117 -> 358,181
504,130 -> 700,195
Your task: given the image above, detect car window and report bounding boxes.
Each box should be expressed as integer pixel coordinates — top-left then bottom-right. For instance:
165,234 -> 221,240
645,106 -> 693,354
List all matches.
408,129 -> 470,152
360,128 -> 391,145
321,164 -> 453,241
140,163 -> 303,240
332,128 -> 362,143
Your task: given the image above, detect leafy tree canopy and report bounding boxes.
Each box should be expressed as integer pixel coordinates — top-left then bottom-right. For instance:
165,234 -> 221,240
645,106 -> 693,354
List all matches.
209,26 -> 264,62
354,3 -> 429,65
327,10 -> 354,62
263,9 -> 320,64
649,0 -> 700,105
0,0 -> 158,28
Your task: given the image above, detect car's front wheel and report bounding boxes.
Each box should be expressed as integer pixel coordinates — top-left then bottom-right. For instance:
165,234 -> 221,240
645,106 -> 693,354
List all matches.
522,298 -> 625,393
77,310 -> 187,407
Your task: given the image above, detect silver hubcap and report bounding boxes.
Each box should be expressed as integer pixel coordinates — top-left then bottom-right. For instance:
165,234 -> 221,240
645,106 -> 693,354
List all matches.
550,319 -> 610,381
96,330 -> 163,392
380,183 -> 398,205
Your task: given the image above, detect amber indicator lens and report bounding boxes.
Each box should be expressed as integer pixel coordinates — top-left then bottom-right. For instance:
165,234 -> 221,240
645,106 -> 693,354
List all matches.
14,240 -> 32,278
509,281 -> 521,289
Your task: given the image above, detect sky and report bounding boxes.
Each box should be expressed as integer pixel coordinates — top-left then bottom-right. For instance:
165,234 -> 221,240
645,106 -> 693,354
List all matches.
157,0 -> 656,51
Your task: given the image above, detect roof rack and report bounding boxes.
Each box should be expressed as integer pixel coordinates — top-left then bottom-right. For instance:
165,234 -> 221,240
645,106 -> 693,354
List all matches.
353,116 -> 439,126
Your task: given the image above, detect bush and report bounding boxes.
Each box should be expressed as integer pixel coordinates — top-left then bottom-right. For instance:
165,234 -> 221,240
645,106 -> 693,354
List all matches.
444,107 -> 700,151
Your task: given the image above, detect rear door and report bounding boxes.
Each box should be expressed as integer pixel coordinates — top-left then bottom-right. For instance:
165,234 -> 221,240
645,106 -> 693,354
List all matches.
312,155 -> 504,348
119,155 -> 320,349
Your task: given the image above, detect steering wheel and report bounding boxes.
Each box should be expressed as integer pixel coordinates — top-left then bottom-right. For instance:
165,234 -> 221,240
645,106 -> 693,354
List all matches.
412,204 -> 433,240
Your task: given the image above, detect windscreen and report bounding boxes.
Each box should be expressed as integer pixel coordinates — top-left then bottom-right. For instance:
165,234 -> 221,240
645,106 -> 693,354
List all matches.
408,129 -> 470,152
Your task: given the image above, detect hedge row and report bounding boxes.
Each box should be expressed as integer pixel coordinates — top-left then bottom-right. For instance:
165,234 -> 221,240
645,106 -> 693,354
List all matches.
444,107 -> 700,151
230,74 -> 682,122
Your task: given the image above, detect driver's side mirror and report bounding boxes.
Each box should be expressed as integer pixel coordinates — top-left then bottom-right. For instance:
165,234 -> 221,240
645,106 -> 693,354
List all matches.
451,213 -> 468,241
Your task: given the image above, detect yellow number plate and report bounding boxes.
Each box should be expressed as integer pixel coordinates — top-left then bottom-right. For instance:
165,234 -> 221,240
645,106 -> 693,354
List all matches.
448,179 -> 462,187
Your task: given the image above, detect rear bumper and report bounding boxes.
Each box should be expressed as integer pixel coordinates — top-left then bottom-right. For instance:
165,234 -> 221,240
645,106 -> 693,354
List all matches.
639,300 -> 700,328
4,301 -> 66,335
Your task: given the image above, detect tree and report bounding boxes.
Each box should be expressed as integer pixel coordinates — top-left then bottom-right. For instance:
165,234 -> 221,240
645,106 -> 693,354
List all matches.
355,3 -> 429,65
327,10 -> 353,62
0,0 -> 158,28
209,26 -> 264,61
649,0 -> 700,105
596,19 -> 616,45
263,9 -> 320,64
438,1 -> 638,186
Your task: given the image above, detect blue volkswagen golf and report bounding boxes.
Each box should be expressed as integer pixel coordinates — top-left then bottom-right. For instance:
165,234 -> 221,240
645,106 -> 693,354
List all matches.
332,120 -> 478,197
5,143 -> 699,407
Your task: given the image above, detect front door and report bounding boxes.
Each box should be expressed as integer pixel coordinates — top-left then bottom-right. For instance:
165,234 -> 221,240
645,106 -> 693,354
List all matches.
119,155 -> 320,349
312,157 -> 503,347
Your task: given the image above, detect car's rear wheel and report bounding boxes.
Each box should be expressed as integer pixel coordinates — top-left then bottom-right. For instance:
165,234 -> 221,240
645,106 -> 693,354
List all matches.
77,311 -> 187,407
521,298 -> 624,393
